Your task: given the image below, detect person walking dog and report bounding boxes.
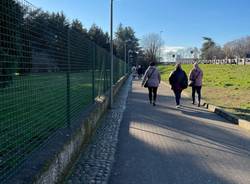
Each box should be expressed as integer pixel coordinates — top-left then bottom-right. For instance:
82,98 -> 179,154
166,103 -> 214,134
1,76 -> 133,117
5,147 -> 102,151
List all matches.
169,63 -> 188,108
142,62 -> 161,106
189,62 -> 203,107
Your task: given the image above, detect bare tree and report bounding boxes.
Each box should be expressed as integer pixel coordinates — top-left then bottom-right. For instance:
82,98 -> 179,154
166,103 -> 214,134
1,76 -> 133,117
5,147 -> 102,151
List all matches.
207,46 -> 225,59
141,33 -> 164,63
223,36 -> 250,58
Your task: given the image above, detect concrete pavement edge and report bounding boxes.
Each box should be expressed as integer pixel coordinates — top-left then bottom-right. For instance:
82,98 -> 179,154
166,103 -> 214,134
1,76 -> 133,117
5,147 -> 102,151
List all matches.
161,82 -> 250,132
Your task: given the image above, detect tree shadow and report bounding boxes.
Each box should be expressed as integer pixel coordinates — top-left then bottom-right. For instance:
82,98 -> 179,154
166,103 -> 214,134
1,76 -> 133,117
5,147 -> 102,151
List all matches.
131,92 -> 231,123
110,86 -> 250,184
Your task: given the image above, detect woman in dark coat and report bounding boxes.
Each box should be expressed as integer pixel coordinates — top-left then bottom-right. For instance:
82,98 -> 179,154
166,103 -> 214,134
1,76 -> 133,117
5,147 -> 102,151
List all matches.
169,63 -> 188,108
142,62 -> 161,106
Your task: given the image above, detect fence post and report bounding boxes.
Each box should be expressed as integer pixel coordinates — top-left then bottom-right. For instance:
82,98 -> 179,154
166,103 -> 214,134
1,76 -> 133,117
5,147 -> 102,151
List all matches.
67,28 -> 71,128
92,44 -> 95,102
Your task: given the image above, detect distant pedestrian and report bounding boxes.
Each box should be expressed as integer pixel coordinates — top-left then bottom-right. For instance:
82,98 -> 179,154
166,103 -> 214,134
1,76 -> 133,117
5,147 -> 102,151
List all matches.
142,62 -> 161,106
137,65 -> 143,79
131,65 -> 137,79
169,63 -> 188,108
189,62 -> 203,107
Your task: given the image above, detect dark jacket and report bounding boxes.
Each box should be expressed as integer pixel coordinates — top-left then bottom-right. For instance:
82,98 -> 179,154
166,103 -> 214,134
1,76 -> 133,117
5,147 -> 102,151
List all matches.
169,68 -> 188,91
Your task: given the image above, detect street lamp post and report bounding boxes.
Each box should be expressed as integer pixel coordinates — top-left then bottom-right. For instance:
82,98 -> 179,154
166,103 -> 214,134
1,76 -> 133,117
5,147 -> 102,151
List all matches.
159,31 -> 163,63
124,39 -> 133,73
110,0 -> 113,108
190,50 -> 194,64
128,50 -> 135,79
128,49 -> 133,69
124,39 -> 130,74
172,54 -> 175,63
124,40 -> 131,74
213,56 -> 217,64
124,42 -> 127,74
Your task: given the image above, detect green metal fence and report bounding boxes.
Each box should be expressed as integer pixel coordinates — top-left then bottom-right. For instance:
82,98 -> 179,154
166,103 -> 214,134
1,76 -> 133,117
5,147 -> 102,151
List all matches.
0,0 -> 127,181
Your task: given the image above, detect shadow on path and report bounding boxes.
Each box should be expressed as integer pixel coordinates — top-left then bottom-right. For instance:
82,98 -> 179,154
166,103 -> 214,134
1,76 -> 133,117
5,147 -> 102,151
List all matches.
109,81 -> 250,184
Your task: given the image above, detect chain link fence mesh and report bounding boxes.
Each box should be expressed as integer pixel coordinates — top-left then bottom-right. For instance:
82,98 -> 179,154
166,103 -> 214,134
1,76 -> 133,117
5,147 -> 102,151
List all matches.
0,0 -> 127,181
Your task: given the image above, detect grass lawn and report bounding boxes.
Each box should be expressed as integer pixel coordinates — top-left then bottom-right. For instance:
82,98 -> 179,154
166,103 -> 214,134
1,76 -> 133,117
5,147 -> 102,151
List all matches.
0,72 -> 94,179
158,64 -> 250,121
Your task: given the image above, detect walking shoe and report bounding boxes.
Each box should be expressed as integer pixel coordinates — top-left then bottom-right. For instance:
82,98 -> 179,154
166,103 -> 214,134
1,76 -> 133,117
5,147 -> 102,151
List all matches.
153,102 -> 156,106
176,105 -> 180,108
198,103 -> 200,107
150,101 -> 152,104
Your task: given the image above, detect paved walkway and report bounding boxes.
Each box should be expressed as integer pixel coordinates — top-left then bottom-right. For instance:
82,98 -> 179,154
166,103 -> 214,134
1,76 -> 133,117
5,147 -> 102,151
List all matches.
109,80 -> 250,184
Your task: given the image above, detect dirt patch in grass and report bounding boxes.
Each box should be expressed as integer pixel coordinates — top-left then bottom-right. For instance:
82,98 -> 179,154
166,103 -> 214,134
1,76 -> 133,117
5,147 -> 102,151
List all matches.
202,87 -> 250,120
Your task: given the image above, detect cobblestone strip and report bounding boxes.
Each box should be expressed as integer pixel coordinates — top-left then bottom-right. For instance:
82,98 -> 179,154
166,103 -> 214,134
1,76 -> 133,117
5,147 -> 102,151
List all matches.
66,77 -> 131,184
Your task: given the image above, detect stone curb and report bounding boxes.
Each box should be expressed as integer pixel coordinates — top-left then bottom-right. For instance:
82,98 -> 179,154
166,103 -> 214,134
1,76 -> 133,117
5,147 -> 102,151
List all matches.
162,82 -> 250,131
66,76 -> 131,184
203,102 -> 250,131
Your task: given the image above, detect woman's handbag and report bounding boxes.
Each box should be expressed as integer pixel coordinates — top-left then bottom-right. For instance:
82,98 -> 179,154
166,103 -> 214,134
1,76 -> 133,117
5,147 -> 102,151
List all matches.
189,70 -> 200,87
143,68 -> 155,88
143,80 -> 149,88
188,80 -> 195,87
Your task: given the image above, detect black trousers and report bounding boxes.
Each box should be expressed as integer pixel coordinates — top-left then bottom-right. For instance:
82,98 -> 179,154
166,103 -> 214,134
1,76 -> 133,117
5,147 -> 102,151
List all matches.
192,86 -> 202,104
173,90 -> 182,105
148,87 -> 158,102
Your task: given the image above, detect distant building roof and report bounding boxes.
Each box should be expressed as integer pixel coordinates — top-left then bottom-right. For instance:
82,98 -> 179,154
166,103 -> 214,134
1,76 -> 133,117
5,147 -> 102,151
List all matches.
175,58 -> 195,64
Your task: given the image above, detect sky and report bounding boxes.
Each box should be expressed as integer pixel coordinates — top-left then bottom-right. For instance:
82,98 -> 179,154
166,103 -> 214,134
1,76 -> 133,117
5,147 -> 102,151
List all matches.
26,0 -> 250,49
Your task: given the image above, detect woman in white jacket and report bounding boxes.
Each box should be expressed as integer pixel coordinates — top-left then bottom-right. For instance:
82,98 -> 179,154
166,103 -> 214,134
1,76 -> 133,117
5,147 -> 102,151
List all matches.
142,62 -> 161,106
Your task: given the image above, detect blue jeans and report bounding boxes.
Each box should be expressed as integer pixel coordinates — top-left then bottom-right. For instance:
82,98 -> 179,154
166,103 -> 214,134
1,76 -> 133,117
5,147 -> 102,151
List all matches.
173,90 -> 182,105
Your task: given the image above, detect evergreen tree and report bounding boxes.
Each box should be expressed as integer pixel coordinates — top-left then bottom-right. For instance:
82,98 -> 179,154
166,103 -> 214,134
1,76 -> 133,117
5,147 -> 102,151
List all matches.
0,0 -> 29,87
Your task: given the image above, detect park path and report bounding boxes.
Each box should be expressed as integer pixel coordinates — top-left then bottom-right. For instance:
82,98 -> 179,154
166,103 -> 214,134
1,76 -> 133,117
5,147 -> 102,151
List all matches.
109,80 -> 250,184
